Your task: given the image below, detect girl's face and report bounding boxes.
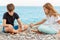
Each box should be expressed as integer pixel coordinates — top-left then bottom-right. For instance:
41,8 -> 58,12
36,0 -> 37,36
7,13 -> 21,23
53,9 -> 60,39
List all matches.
43,7 -> 49,15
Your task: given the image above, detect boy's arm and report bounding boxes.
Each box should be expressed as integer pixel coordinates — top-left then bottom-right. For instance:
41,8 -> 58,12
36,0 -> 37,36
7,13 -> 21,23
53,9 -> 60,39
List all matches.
3,19 -> 12,27
17,18 -> 22,28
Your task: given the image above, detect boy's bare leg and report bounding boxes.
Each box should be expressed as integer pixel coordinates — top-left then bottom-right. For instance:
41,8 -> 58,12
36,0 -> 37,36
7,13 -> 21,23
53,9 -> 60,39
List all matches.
18,24 -> 28,32
4,26 -> 18,34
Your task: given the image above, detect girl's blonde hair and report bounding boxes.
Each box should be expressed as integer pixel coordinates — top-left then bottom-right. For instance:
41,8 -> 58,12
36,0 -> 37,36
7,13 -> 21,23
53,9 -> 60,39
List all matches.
43,3 -> 58,17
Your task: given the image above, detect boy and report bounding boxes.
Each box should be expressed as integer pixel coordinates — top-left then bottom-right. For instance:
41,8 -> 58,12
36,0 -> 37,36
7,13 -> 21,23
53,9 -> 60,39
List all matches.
3,3 -> 28,34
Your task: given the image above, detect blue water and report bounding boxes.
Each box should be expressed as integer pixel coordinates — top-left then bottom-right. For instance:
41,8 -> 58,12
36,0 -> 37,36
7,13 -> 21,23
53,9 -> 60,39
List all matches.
0,6 -> 60,25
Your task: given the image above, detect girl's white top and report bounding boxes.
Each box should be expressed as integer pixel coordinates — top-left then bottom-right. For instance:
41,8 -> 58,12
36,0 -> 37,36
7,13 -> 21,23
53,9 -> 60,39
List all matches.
44,15 -> 60,32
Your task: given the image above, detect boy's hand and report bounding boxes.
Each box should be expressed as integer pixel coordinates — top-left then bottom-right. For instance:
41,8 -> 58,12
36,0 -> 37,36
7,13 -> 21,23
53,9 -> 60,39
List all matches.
18,27 -> 22,32
19,28 -> 22,32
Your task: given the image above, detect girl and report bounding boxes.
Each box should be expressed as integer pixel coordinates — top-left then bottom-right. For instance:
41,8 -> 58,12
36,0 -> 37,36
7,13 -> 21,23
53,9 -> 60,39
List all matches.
30,3 -> 60,34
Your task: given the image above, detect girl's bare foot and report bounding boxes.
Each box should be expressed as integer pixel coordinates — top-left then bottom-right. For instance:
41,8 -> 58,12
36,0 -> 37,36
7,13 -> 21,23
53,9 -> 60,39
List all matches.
56,31 -> 60,37
31,30 -> 43,34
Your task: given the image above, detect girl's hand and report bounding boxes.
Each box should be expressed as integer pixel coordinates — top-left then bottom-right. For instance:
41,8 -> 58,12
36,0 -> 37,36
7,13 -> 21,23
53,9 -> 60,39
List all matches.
30,23 -> 35,28
57,20 -> 60,24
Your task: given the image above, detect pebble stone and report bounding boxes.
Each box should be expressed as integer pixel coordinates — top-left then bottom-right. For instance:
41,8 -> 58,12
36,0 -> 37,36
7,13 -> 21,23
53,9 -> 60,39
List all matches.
0,26 -> 60,40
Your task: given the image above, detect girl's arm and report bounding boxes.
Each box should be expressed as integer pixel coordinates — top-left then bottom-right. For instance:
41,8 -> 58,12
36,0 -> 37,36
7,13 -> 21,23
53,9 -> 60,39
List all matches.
30,19 -> 46,27
34,19 -> 46,25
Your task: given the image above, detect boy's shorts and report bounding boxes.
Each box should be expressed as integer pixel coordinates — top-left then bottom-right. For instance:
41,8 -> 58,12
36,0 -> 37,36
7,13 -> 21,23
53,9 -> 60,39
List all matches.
2,25 -> 25,32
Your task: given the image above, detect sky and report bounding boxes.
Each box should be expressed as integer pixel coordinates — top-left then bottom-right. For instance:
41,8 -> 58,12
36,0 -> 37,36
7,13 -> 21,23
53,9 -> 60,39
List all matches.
0,0 -> 60,6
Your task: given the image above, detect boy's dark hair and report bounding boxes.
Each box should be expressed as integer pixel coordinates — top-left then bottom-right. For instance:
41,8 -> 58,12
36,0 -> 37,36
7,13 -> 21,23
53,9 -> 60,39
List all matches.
7,3 -> 15,12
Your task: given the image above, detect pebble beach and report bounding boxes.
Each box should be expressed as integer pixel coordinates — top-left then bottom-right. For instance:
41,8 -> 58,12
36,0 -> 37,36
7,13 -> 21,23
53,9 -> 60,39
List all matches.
0,25 -> 60,40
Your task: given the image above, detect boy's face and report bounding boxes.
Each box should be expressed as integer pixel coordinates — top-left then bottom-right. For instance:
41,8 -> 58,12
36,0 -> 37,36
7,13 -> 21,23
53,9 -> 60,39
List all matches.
8,10 -> 14,16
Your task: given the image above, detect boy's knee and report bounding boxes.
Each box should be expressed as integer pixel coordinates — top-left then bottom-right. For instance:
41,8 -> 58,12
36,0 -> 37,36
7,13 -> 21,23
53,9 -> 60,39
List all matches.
5,27 -> 9,31
24,25 -> 28,29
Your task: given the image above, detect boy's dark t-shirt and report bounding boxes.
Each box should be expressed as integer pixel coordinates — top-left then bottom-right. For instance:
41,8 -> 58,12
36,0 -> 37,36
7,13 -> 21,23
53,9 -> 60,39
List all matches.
3,12 -> 19,26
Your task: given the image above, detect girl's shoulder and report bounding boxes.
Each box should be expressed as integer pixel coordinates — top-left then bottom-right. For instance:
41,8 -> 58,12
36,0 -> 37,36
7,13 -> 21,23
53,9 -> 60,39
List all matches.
57,14 -> 60,16
56,14 -> 60,18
